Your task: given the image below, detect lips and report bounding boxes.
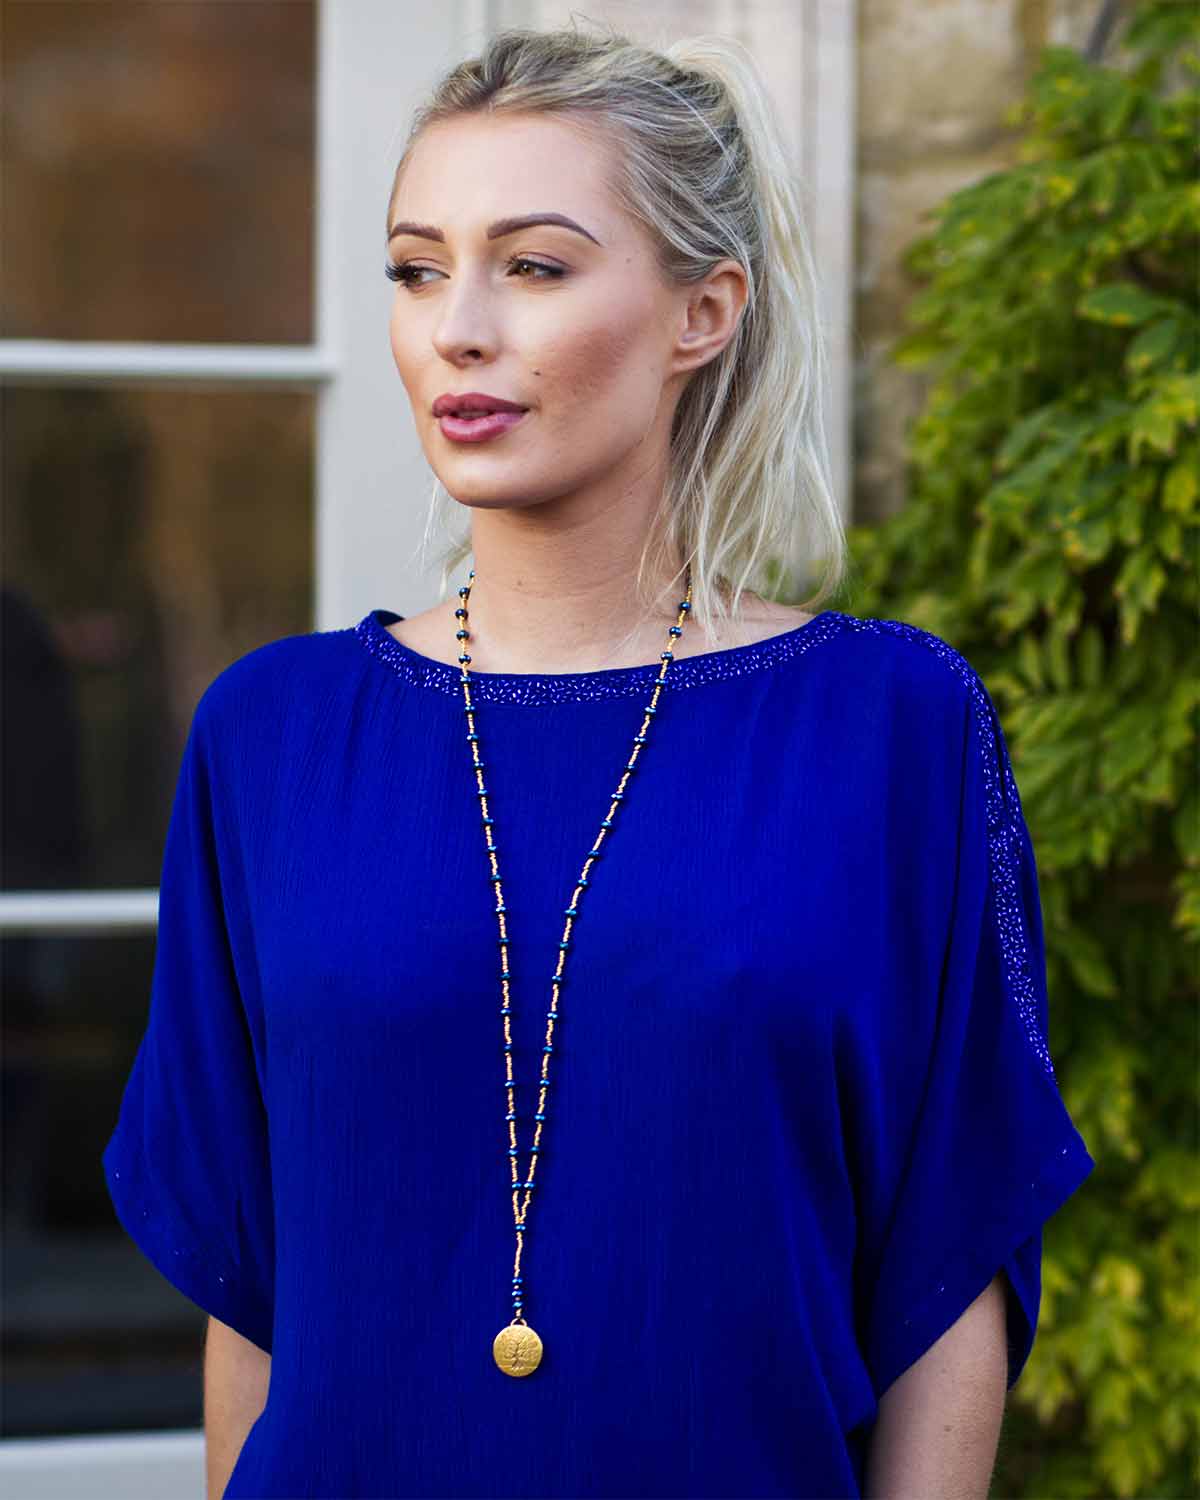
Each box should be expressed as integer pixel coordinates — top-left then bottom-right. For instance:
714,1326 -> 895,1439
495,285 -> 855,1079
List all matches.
432,392 -> 528,417
437,409 -> 529,443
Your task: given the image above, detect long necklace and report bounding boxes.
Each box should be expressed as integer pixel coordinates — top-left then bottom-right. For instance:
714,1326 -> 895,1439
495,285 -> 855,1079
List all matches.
452,564 -> 695,1377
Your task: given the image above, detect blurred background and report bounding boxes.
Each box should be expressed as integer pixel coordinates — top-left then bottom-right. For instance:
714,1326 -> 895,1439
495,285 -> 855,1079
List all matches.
2,1 -> 1195,1496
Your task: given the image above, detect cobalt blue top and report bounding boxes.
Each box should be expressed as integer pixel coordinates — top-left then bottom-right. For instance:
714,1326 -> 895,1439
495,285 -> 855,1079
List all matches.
102,605 -> 1096,1499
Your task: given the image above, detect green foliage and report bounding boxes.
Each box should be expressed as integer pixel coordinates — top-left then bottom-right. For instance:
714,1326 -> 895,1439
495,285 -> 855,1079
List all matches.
841,8 -> 1199,1495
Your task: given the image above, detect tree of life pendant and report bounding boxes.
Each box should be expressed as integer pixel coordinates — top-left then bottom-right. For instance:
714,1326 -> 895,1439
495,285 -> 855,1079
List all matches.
493,1321 -> 543,1376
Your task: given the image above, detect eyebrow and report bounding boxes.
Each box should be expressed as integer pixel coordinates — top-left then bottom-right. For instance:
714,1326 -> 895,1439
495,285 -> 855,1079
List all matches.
387,212 -> 603,247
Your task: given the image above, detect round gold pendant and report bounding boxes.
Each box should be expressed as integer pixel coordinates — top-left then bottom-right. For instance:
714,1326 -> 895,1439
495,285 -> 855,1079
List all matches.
493,1320 -> 543,1376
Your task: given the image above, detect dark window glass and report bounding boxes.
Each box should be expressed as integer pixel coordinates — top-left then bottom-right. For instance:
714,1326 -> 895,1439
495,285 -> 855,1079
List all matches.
1,1 -> 315,343
4,929 -> 218,1436
2,382 -> 315,891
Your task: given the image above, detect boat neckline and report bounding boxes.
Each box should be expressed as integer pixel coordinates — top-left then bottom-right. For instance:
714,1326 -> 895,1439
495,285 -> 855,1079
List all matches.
352,606 -> 845,704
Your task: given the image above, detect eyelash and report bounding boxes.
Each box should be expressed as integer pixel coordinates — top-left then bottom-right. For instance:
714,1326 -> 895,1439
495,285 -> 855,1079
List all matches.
384,255 -> 566,288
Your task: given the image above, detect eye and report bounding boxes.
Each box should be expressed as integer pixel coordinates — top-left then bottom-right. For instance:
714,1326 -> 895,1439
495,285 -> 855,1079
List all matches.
503,255 -> 565,281
384,261 -> 435,288
384,256 -> 566,288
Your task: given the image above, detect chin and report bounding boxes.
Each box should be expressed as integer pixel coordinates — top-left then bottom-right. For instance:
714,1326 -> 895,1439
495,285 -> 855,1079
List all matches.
438,483 -> 554,511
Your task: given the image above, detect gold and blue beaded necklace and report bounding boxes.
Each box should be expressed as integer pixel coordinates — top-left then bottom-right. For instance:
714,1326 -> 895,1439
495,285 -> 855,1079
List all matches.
453,563 -> 694,1377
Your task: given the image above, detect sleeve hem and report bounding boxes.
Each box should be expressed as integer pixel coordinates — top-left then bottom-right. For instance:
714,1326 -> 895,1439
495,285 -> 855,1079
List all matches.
866,1131 -> 1094,1401
102,1134 -> 274,1355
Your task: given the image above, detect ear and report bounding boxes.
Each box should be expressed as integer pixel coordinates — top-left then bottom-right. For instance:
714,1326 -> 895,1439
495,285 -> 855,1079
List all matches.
671,258 -> 750,375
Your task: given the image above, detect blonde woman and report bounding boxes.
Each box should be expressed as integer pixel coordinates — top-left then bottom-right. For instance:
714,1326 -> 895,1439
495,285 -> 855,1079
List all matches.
103,23 -> 1095,1499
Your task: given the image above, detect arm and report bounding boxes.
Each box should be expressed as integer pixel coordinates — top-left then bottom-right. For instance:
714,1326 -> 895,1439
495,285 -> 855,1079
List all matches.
204,1314 -> 271,1500
863,1272 -> 1009,1500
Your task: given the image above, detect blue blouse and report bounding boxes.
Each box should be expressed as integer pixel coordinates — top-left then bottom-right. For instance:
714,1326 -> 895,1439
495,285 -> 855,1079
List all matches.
102,606 -> 1096,1498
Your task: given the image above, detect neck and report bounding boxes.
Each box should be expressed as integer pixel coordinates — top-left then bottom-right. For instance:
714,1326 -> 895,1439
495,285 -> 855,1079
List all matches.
452,557 -> 690,677
439,475 -> 705,674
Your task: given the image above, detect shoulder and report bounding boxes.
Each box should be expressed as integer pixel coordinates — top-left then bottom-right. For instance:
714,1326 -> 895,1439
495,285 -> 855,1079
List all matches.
826,612 -> 1020,823
822,611 -> 994,724
192,622 -> 362,740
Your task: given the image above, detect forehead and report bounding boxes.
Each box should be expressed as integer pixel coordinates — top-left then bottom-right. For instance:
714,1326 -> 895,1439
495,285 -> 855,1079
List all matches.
393,112 -> 619,231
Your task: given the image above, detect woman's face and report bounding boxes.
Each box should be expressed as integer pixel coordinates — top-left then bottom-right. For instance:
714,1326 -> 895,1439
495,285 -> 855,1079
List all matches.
386,112 -> 724,515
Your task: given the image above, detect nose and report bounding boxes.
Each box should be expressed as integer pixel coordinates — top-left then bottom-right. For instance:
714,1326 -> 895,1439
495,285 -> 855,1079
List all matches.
430,270 -> 502,366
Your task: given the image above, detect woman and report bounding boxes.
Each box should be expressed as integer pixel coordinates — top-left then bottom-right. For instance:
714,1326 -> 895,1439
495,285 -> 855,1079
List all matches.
103,23 -> 1095,1499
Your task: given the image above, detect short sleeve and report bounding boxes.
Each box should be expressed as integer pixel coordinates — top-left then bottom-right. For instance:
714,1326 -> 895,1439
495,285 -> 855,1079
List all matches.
101,685 -> 275,1353
861,665 -> 1095,1400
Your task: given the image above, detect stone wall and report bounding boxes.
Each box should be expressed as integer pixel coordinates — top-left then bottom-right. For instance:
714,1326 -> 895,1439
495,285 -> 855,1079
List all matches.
853,0 -> 1110,522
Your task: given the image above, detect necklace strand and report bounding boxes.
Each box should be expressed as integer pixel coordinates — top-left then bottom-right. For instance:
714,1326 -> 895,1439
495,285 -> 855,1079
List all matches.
453,566 -> 694,1377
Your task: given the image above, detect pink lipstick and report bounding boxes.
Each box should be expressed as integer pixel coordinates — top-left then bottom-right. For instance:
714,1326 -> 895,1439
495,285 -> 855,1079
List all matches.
437,410 -> 529,443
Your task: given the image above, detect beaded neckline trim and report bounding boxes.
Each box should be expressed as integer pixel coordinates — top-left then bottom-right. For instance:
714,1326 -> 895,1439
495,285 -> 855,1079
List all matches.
351,606 -> 849,704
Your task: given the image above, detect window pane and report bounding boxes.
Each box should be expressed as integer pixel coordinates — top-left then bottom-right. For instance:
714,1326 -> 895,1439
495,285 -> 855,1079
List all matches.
1,1 -> 315,344
1,382 -> 314,891
3,930 -> 214,1436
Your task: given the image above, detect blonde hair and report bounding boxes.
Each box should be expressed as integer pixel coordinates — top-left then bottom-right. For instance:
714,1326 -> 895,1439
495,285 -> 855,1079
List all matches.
388,20 -> 848,640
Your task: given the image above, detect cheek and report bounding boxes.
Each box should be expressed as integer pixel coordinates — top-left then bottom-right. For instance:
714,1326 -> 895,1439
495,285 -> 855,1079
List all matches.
543,316 -> 661,414
388,307 -> 412,372
389,317 -> 428,404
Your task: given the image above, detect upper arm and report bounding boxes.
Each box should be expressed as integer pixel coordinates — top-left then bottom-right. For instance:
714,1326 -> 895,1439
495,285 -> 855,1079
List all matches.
204,1316 -> 270,1500
864,1272 -> 1008,1499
